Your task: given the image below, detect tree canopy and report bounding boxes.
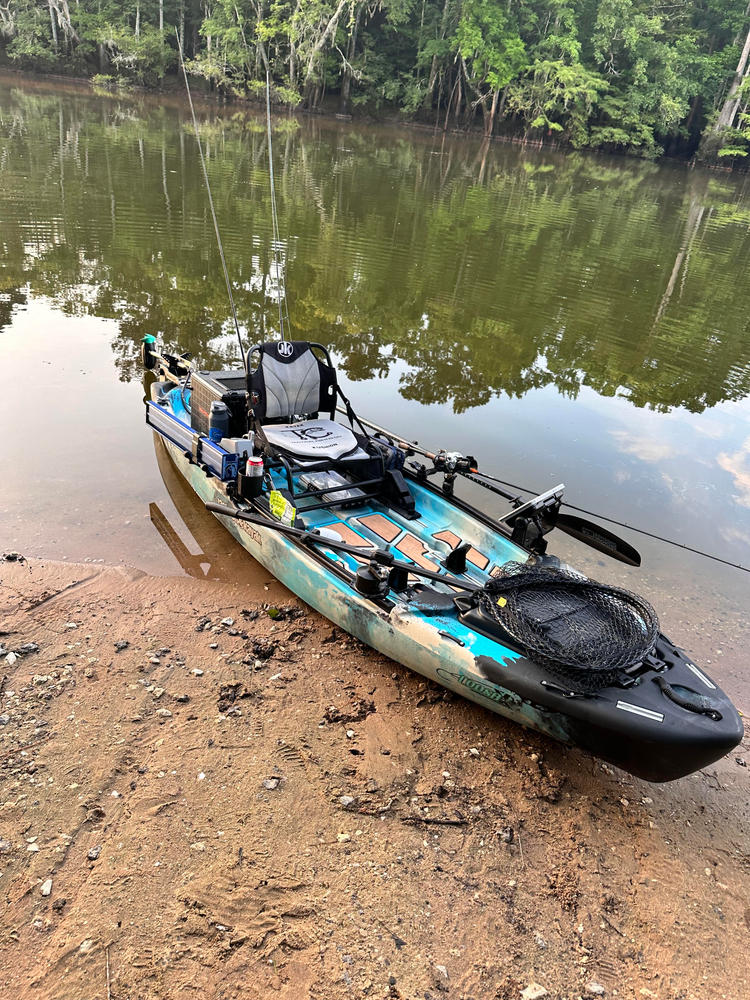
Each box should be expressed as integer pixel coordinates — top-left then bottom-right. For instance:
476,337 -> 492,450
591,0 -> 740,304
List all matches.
1,0 -> 750,158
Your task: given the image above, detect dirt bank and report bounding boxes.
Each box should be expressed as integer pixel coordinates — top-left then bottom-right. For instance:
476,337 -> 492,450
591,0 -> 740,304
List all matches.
0,556 -> 747,1000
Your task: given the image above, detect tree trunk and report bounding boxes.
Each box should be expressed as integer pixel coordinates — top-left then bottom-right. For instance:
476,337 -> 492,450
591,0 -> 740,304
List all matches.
427,0 -> 452,100
135,1 -> 140,38
485,87 -> 500,137
714,24 -> 750,130
304,0 -> 348,87
48,0 -> 58,51
339,2 -> 363,115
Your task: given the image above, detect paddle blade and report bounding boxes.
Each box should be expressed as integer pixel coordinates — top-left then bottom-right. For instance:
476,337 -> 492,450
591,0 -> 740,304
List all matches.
554,512 -> 641,567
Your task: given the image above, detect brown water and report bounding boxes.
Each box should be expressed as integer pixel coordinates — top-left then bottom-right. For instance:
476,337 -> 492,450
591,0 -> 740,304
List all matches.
1,73 -> 749,699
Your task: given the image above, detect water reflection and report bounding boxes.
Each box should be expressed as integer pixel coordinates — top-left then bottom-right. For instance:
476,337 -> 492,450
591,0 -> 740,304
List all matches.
3,78 -> 750,416
2,75 -> 750,587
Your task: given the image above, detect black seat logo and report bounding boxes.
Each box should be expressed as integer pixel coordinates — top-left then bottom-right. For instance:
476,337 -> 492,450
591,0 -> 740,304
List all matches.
277,341 -> 294,358
284,426 -> 333,441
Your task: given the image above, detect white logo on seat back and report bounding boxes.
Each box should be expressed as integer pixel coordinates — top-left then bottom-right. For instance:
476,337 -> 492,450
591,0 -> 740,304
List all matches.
277,341 -> 293,358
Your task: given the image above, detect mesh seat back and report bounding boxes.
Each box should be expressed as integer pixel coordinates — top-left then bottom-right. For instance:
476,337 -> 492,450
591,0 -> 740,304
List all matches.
248,341 -> 336,423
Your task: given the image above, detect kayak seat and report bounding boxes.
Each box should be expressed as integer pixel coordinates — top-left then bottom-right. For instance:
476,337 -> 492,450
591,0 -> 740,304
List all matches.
248,340 -> 371,462
247,340 -> 417,519
247,340 -> 339,426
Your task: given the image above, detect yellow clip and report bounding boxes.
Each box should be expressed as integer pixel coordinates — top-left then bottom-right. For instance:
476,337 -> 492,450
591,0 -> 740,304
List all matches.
496,596 -> 507,608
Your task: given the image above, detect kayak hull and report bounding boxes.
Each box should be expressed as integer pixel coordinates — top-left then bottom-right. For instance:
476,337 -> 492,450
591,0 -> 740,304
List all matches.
148,387 -> 744,783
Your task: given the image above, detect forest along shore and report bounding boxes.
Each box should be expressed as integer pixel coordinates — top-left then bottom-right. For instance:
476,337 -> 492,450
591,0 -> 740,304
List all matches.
1,1 -> 750,161
0,555 -> 748,1000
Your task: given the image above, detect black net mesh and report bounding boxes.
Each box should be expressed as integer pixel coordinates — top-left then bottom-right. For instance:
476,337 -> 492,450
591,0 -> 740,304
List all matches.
480,562 -> 659,692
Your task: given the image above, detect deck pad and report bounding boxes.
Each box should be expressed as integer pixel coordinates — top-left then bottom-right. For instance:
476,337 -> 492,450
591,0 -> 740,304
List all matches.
396,533 -> 439,571
357,513 -> 401,542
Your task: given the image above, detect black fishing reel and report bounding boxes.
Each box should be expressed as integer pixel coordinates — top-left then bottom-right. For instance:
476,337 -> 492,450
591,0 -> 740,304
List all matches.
421,450 -> 478,496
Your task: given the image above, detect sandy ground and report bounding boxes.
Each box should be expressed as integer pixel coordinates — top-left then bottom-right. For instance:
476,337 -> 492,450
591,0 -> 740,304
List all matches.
0,555 -> 748,1000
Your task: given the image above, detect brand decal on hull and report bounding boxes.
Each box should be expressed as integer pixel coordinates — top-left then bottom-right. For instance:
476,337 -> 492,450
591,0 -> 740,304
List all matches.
243,525 -> 262,545
437,667 -> 509,705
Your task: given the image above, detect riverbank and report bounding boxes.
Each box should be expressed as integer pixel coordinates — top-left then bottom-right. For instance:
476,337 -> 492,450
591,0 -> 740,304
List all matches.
0,555 -> 747,999
0,67 -> 720,167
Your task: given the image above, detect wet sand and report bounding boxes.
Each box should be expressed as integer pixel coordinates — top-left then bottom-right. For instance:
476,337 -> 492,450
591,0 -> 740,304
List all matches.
0,556 -> 748,1000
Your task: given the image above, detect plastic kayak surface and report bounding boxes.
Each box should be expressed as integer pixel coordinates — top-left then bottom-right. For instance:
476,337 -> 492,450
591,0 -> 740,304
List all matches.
148,385 -> 744,782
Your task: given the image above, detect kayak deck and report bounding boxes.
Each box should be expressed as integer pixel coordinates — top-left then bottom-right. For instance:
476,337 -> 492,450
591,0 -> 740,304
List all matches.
145,379 -> 744,782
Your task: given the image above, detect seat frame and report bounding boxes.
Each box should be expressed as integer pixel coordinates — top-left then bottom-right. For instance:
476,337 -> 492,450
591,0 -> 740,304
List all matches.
246,341 -> 416,517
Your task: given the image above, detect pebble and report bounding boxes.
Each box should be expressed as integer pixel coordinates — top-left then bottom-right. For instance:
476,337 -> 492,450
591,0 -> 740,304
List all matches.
336,832 -> 351,843
17,643 -> 39,655
114,640 -> 129,652
0,714 -> 10,726
534,930 -> 547,950
190,841 -> 206,852
64,623 -> 78,630
5,652 -> 17,666
0,839 -> 12,853
149,656 -> 160,664
191,668 -> 204,676
469,747 -> 480,756
27,843 -> 40,853
736,758 -> 747,767
339,795 -> 356,809
87,846 -> 102,860
587,984 -> 606,996
262,777 -> 280,790
79,939 -> 95,954
346,729 -> 355,739
155,708 -> 172,719
221,618 -> 234,627
209,643 -> 218,650
520,986 -> 548,1000
40,878 -> 52,896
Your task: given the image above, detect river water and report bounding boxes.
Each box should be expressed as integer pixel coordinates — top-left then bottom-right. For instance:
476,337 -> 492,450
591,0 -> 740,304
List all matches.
1,73 -> 749,701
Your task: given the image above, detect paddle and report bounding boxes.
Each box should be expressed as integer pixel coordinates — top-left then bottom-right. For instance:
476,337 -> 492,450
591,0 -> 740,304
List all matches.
204,502 -> 482,592
553,512 -> 641,567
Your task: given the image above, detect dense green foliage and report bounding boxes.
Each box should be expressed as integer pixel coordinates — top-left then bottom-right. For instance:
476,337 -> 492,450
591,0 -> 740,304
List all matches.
1,1 -> 750,157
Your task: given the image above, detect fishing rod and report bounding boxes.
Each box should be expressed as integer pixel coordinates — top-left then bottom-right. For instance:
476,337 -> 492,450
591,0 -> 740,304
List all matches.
341,408 -> 750,575
175,29 -> 247,372
265,69 -> 290,342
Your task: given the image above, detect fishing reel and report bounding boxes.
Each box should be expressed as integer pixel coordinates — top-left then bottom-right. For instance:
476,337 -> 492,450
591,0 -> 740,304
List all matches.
416,450 -> 478,496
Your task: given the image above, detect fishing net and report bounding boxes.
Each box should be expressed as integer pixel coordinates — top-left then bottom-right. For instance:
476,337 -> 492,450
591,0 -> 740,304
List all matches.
479,562 -> 659,692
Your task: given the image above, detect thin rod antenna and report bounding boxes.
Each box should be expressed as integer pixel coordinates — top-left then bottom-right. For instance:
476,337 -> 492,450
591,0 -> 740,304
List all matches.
266,70 -> 290,342
175,29 -> 247,372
